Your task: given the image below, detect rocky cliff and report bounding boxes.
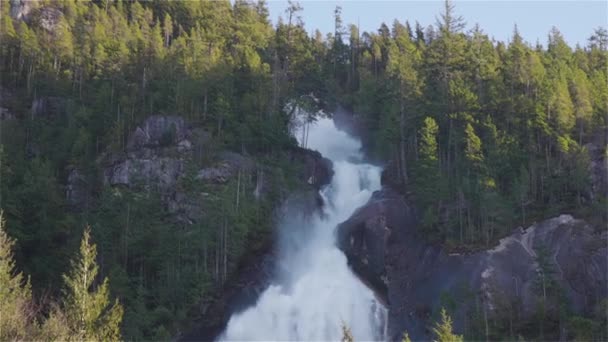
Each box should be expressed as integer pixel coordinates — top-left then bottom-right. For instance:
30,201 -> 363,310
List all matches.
95,115 -> 332,222
337,187 -> 607,340
94,115 -> 334,340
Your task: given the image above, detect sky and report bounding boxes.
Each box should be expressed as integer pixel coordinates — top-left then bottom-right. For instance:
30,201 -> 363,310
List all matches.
265,1 -> 608,47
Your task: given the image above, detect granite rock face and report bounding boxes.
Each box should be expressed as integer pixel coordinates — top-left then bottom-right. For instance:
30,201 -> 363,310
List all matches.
102,115 -> 333,225
337,188 -> 607,340
9,0 -> 34,20
103,115 -> 192,190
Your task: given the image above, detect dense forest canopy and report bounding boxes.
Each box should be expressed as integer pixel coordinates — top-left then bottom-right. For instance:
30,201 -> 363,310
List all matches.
0,0 -> 606,340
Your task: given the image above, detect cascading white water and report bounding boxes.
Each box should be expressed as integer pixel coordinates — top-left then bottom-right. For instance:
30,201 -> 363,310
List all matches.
220,115 -> 386,341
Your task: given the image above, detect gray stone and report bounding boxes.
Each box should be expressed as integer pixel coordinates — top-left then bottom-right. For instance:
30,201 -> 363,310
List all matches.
196,152 -> 254,184
289,147 -> 333,189
104,157 -> 184,191
9,0 -> 33,20
37,7 -> 62,33
337,189 -> 608,341
126,115 -> 188,149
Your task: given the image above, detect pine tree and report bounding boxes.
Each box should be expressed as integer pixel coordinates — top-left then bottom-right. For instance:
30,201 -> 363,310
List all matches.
414,117 -> 443,234
464,123 -> 483,169
432,308 -> 463,342
61,227 -> 123,341
0,212 -> 34,341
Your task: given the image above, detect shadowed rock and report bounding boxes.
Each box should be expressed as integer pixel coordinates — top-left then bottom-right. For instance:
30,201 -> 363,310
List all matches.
337,189 -> 607,340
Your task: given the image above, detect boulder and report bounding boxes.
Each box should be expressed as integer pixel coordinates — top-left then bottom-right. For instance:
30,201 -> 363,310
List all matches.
288,147 -> 333,189
337,189 -> 608,340
126,115 -> 189,150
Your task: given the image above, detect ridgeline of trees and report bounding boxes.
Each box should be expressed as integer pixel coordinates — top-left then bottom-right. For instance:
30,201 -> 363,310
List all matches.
334,1 -> 607,248
0,0 -> 606,339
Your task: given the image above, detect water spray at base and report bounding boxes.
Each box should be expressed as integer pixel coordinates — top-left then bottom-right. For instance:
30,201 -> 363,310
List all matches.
221,115 -> 386,341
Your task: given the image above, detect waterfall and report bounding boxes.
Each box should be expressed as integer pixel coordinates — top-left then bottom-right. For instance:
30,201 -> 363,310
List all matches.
220,115 -> 386,341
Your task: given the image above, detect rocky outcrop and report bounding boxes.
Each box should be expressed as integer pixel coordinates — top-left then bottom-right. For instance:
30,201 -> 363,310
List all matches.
33,6 -> 63,33
126,115 -> 189,150
104,156 -> 185,190
10,1 -> 63,34
103,115 -> 192,191
288,147 -> 334,189
9,0 -> 34,20
196,151 -> 254,184
337,189 -> 608,340
102,115 -> 333,224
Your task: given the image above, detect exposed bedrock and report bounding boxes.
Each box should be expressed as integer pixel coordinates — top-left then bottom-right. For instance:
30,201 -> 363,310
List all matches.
337,187 -> 607,340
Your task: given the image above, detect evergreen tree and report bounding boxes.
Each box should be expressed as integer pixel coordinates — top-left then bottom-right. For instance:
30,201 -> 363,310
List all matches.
432,308 -> 463,342
0,212 -> 34,341
414,117 -> 443,234
60,227 -> 123,341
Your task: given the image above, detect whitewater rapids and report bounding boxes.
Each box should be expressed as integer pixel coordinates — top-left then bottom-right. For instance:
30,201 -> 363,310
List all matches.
220,116 -> 386,341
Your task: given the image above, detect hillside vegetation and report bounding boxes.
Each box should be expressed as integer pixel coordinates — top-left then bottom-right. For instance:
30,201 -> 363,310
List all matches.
0,0 -> 605,339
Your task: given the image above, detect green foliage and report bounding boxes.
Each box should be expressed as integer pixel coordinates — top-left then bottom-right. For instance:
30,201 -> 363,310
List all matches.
60,227 -> 123,341
0,212 -> 34,341
0,0 -> 606,339
432,308 -> 464,342
338,1 -> 605,248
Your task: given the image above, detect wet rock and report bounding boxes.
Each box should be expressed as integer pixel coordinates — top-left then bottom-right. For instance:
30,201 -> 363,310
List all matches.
337,189 -> 608,340
288,147 -> 333,189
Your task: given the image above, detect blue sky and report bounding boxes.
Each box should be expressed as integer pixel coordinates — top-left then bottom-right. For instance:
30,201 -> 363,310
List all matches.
265,1 -> 607,47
